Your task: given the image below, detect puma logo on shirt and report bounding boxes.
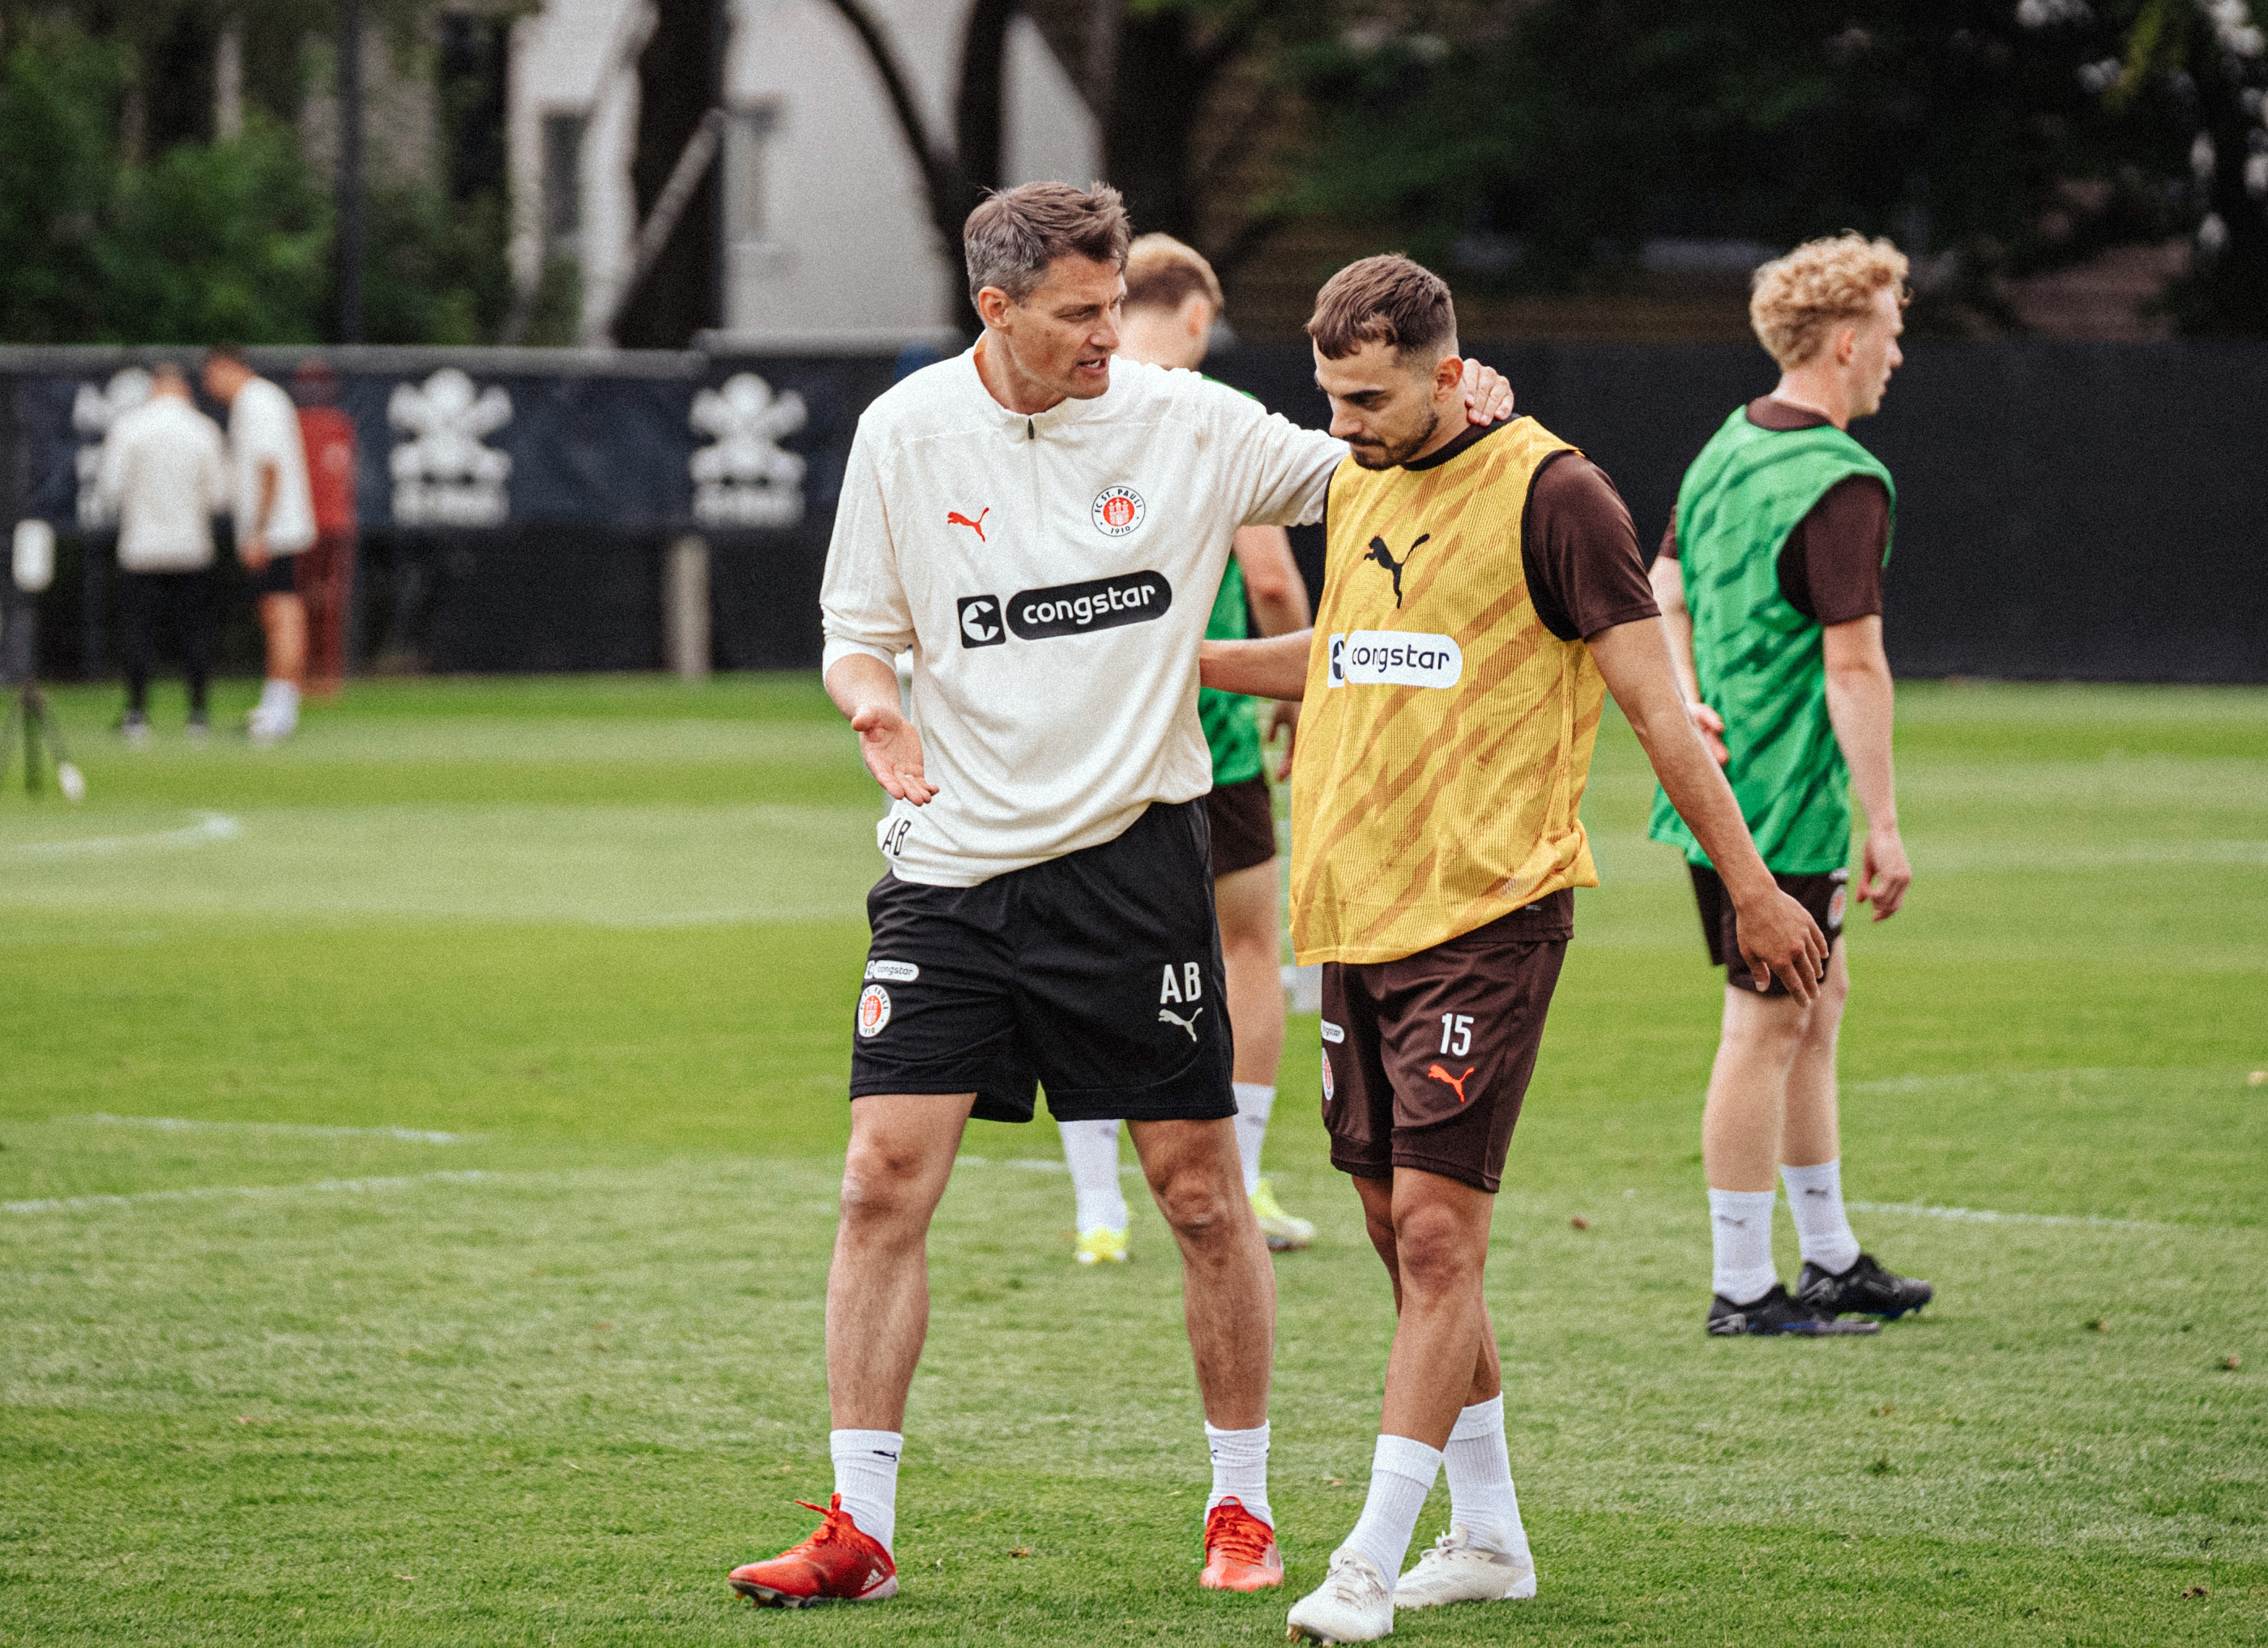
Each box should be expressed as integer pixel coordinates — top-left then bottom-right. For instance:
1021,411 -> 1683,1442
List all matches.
1363,533 -> 1429,606
947,507 -> 989,541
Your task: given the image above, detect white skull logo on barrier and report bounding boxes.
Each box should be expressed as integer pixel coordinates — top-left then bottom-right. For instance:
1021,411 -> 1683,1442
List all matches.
690,372 -> 808,528
389,368 -> 513,527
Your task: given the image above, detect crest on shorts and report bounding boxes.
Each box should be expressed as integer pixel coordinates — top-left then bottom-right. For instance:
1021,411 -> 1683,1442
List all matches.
1321,1054 -> 1335,1104
1827,886 -> 1847,928
856,984 -> 892,1039
1091,485 -> 1145,537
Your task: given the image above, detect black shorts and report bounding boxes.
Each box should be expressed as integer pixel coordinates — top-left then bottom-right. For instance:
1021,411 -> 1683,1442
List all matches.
1206,775 -> 1276,878
849,800 -> 1236,1125
247,553 -> 301,596
1689,863 -> 1846,995
1319,893 -> 1571,1194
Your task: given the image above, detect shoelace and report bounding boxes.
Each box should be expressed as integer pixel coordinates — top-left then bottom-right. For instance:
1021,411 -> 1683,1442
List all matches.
1326,1553 -> 1388,1604
783,1499 -> 857,1556
1205,1501 -> 1274,1565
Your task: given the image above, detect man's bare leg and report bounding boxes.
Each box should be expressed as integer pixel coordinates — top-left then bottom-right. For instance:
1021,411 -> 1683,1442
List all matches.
1127,1116 -> 1275,1428
1701,985 -> 1809,1304
1352,1172 -> 1531,1583
1779,943 -> 1849,1170
1776,946 -> 1866,1279
1217,863 -> 1285,1087
826,1091 -> 976,1429
258,591 -> 308,688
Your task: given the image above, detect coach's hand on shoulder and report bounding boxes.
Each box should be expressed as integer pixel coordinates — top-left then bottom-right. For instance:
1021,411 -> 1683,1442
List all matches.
1459,360 -> 1515,425
1732,886 -> 1828,1001
849,703 -> 938,806
1858,825 -> 1911,920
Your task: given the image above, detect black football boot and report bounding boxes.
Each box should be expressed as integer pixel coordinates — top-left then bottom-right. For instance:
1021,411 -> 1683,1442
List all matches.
1797,1253 -> 1933,1320
1707,1282 -> 1881,1336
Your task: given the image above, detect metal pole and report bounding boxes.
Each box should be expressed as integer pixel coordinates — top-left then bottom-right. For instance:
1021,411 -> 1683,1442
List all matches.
339,0 -> 366,343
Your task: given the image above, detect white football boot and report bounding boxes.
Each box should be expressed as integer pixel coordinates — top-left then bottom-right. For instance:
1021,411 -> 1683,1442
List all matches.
1286,1545 -> 1395,1643
1394,1524 -> 1536,1608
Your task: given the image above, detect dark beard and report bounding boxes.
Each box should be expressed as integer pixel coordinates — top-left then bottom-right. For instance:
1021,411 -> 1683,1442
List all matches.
1348,408 -> 1441,470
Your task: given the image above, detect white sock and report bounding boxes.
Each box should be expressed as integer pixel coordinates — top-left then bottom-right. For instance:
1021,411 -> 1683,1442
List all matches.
1232,1083 -> 1275,1196
1442,1395 -> 1527,1557
1782,1159 -> 1861,1274
1057,1118 -> 1128,1233
1346,1432 -> 1442,1582
258,679 -> 299,725
829,1428 -> 902,1554
1708,1187 -> 1779,1305
1204,1420 -> 1273,1530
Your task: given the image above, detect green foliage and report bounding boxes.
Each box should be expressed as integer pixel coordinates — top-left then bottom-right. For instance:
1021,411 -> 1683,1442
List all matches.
0,15 -> 518,345
0,19 -> 127,343
361,183 -> 514,346
1280,0 -> 2266,333
99,112 -> 333,343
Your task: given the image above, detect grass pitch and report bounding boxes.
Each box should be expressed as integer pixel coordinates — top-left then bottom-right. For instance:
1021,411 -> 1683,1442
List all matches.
1,674 -> 2262,1646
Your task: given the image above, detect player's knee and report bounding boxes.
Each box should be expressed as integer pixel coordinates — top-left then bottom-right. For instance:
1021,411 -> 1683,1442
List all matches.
1389,1209 -> 1480,1296
1153,1170 -> 1238,1241
838,1142 -> 933,1227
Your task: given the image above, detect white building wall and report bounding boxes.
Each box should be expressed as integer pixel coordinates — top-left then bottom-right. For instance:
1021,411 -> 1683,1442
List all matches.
507,0 -> 1100,348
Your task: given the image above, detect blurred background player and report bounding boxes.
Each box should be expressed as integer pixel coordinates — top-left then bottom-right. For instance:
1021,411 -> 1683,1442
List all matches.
203,346 -> 317,744
1203,255 -> 1826,1642
1647,233 -> 1933,1336
96,361 -> 230,745
1056,233 -> 1318,1265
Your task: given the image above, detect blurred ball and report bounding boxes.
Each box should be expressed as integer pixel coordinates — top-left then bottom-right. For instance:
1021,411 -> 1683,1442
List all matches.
58,762 -> 85,803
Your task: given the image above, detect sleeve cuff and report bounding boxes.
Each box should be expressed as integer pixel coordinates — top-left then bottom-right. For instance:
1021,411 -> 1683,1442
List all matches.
822,637 -> 901,675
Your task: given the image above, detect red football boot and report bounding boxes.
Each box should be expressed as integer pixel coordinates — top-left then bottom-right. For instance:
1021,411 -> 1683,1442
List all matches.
1198,1496 -> 1283,1591
728,1495 -> 898,1607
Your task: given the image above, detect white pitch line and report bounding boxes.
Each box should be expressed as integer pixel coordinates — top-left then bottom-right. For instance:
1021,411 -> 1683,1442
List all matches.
4,811 -> 242,858
1847,1199 -> 2176,1231
3,1169 -> 497,1216
63,1113 -> 469,1145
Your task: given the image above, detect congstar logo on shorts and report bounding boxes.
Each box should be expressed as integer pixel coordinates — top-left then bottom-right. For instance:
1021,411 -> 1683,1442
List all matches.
1325,630 -> 1463,689
957,574 -> 1172,647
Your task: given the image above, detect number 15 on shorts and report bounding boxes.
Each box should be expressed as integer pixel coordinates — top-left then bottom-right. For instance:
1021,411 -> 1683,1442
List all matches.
1439,1014 -> 1473,1057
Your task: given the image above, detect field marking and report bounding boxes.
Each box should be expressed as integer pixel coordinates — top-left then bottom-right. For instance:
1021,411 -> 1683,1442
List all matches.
2,1169 -> 497,1216
956,1155 -> 1143,1177
2,812 -> 243,858
64,1113 -> 468,1145
1848,1199 -> 2175,1231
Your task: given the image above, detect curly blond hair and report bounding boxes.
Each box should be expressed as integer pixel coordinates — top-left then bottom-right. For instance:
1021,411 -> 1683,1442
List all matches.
1749,234 -> 1910,369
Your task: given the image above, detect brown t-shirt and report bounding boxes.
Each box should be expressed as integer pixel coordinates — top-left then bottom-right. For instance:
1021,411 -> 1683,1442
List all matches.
1656,397 -> 1888,625
1405,419 -> 1660,642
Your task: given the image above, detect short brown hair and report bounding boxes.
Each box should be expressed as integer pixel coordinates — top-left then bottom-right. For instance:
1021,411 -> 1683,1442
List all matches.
1749,233 -> 1910,369
963,181 -> 1131,308
1306,254 -> 1457,362
1123,233 -> 1224,318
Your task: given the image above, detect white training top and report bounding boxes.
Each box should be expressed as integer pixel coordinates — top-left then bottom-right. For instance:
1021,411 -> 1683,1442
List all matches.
97,394 -> 231,572
822,344 -> 1343,887
228,375 -> 317,554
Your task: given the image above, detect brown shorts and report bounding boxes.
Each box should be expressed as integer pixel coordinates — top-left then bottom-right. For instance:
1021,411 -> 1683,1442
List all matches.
1206,775 -> 1277,878
1318,891 -> 1571,1194
1689,863 -> 1846,995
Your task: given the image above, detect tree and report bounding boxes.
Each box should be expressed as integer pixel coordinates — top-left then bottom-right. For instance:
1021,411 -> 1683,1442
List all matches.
1276,0 -> 2268,333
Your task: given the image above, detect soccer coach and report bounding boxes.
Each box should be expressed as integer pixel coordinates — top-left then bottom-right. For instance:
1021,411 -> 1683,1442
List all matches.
728,181 -> 1514,1609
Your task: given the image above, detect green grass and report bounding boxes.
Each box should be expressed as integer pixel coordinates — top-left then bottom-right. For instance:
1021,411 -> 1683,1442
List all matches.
1,675 -> 2262,1645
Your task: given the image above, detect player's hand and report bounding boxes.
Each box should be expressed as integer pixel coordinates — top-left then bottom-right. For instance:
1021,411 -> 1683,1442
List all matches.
849,702 -> 938,805
239,536 -> 271,571
1856,826 -> 1911,920
1685,699 -> 1729,766
1459,360 -> 1515,425
1264,698 -> 1300,780
1732,887 -> 1827,1001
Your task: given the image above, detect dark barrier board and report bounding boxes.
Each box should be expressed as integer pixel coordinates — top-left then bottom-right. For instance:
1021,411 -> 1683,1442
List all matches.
5,342 -> 2263,682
